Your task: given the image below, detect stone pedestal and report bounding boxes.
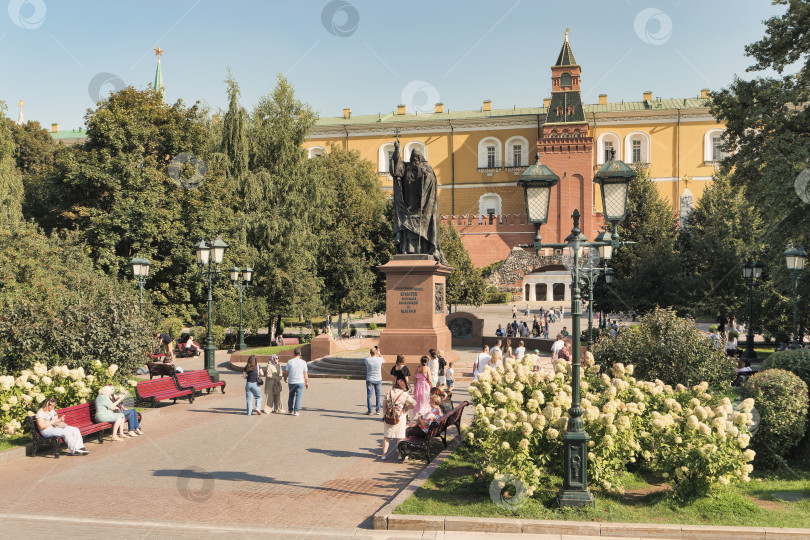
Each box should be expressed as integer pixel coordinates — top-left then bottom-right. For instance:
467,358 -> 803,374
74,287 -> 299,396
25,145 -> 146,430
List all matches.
378,255 -> 454,364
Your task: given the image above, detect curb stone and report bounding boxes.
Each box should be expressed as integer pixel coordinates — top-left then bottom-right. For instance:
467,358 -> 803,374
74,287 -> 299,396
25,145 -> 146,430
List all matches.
375,441 -> 810,539
0,408 -> 160,465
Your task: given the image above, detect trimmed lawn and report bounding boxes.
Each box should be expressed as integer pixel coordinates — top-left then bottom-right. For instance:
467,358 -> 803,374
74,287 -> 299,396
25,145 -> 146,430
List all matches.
396,452 -> 810,528
244,344 -> 301,356
0,433 -> 32,452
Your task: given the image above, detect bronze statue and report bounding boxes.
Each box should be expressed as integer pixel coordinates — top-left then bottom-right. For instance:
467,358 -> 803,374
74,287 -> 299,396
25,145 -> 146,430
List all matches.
390,134 -> 445,263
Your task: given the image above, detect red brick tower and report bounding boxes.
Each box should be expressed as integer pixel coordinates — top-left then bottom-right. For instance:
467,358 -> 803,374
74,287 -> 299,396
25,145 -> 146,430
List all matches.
537,31 -> 597,243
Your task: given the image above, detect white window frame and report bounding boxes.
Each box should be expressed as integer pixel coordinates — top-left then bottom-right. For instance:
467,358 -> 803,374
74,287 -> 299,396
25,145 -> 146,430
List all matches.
378,142 -> 395,173
478,193 -> 502,216
403,140 -> 428,163
623,131 -> 651,164
477,137 -> 502,169
704,128 -> 727,163
596,132 -> 622,165
505,136 -> 529,167
307,146 -> 326,159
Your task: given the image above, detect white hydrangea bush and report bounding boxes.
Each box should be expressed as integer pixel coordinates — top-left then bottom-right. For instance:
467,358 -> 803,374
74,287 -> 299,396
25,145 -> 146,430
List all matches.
0,360 -> 121,436
465,354 -> 755,499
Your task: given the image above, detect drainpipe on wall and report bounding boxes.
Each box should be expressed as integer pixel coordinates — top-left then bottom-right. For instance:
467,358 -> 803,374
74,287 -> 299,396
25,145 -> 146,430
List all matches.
449,119 -> 455,214
344,125 -> 349,151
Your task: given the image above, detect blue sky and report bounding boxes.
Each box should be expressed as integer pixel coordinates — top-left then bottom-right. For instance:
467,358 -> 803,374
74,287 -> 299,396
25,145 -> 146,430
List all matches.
0,0 -> 787,130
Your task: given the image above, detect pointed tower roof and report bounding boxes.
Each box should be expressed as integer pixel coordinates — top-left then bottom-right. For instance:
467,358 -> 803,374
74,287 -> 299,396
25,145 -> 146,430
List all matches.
555,28 -> 577,66
153,46 -> 165,100
16,100 -> 24,126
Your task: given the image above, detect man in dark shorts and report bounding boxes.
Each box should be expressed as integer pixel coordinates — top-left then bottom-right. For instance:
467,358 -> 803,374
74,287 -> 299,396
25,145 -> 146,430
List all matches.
156,333 -> 174,361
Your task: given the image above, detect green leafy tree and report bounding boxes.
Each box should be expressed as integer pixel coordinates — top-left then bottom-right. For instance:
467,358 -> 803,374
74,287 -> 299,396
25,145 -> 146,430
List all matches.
440,223 -> 486,309
0,104 -> 24,232
711,0 -> 810,340
240,75 -> 323,336
595,166 -> 681,315
310,145 -> 393,319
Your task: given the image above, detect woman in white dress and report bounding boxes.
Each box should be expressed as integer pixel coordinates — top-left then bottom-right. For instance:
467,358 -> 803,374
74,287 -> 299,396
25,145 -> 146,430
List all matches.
381,379 -> 415,460
35,398 -> 88,455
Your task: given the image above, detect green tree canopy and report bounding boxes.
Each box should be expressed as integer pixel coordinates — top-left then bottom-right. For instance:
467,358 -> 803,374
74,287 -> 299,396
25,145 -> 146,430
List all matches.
440,223 -> 486,308
0,104 -> 24,232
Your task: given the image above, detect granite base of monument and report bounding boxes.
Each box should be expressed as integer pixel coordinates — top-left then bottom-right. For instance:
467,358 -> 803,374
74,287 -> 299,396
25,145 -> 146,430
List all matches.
378,255 -> 455,365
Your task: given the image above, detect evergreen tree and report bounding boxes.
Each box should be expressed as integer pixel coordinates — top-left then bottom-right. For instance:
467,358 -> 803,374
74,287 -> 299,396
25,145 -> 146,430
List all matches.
220,71 -> 249,185
441,224 -> 486,309
596,166 -> 681,315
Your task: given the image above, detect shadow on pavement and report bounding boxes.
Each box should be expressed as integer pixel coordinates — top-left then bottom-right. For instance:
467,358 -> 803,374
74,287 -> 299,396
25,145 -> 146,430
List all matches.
306,447 -> 378,459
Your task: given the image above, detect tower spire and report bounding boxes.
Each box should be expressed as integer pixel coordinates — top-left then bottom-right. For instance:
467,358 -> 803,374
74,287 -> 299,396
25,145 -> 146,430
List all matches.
153,46 -> 165,100
16,100 -> 24,126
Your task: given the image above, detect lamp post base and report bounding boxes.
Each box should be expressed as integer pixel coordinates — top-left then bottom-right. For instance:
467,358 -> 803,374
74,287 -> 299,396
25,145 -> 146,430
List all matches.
237,329 -> 247,351
557,430 -> 595,508
203,346 -> 219,381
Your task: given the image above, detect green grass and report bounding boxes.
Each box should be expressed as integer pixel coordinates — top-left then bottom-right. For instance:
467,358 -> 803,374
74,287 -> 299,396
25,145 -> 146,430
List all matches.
395,452 -> 810,528
0,433 -> 32,452
243,344 -> 301,356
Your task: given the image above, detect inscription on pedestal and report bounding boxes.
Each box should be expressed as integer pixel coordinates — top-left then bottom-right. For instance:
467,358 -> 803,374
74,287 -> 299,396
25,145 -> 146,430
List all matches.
395,286 -> 423,313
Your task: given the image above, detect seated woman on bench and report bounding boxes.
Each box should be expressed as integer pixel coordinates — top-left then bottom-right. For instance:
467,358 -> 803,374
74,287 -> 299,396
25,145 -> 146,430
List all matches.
184,335 -> 201,357
35,397 -> 88,455
405,394 -> 442,438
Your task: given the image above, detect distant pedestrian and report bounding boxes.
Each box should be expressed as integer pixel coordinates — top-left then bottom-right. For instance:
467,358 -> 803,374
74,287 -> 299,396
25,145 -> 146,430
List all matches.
515,340 -> 526,360
512,306 -> 517,319
264,355 -> 285,414
365,347 -> 384,415
284,348 -> 309,416
242,355 -> 264,416
551,334 -> 565,362
446,362 -> 455,389
495,324 -> 505,337
413,356 -> 432,416
472,344 -> 491,381
428,349 -> 440,387
525,304 -> 530,317
389,354 -> 411,391
562,326 -> 570,337
491,339 -> 502,355
437,349 -> 448,386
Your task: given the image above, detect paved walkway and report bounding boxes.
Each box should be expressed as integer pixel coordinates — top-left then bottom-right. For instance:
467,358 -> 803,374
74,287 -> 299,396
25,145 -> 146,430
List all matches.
1,351 -> 473,536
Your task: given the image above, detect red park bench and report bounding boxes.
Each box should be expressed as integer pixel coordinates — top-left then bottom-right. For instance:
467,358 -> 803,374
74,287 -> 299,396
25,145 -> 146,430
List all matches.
28,402 -> 142,458
134,377 -> 194,407
146,362 -> 178,379
176,370 -> 226,396
398,401 -> 469,463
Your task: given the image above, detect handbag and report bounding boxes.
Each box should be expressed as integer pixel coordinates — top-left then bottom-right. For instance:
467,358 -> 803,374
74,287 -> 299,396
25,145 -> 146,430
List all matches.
383,391 -> 405,425
256,365 -> 264,386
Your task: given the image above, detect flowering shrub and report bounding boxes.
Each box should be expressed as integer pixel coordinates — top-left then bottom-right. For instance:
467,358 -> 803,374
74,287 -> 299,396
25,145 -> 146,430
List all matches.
742,369 -> 808,468
0,361 -> 132,436
465,354 -> 756,500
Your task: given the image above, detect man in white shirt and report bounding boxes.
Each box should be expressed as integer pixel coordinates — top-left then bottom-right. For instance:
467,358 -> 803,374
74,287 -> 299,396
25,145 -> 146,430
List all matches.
551,334 -> 565,361
491,339 -> 502,355
472,344 -> 491,381
515,340 -> 526,360
284,348 -> 309,416
364,347 -> 384,415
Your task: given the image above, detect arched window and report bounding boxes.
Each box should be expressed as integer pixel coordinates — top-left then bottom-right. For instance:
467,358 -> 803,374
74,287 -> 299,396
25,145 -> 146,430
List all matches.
556,107 -> 563,117
704,128 -> 727,162
479,193 -> 502,216
567,105 -> 575,116
404,140 -> 428,162
378,142 -> 395,173
477,137 -> 502,169
505,136 -> 529,167
307,146 -> 326,158
596,132 -> 622,164
624,131 -> 651,164
561,72 -> 572,87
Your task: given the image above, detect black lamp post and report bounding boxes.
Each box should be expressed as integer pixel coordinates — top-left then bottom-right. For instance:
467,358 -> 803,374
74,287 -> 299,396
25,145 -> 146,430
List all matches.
518,150 -> 635,508
229,266 -> 253,351
580,258 -> 612,349
194,237 -> 228,375
741,260 -> 764,363
129,257 -> 151,315
784,245 -> 806,349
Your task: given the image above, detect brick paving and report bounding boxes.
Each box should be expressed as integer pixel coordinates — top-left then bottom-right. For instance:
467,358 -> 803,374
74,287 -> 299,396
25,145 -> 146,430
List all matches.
0,351 -> 472,536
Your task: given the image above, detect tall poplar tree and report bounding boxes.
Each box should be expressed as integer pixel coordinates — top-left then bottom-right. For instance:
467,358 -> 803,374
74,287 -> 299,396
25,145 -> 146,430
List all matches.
0,104 -> 23,232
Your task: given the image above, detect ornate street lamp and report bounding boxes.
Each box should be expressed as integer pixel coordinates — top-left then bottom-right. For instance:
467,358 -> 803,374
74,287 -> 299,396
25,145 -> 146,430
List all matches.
784,245 -> 806,349
518,153 -> 560,252
195,236 -> 228,375
741,260 -> 764,363
230,266 -> 253,351
129,256 -> 151,315
580,260 -> 612,349
517,151 -> 635,508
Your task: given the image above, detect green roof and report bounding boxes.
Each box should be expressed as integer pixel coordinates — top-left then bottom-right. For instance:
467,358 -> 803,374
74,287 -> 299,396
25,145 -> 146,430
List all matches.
556,38 -> 577,66
313,98 -> 712,127
50,129 -> 87,140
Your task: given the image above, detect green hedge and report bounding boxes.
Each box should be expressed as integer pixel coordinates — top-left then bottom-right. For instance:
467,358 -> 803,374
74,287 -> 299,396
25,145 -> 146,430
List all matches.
485,291 -> 512,304
764,348 -> 810,391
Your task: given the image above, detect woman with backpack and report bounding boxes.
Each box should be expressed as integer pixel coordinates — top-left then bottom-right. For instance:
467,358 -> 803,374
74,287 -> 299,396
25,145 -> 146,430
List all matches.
380,379 -> 415,460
